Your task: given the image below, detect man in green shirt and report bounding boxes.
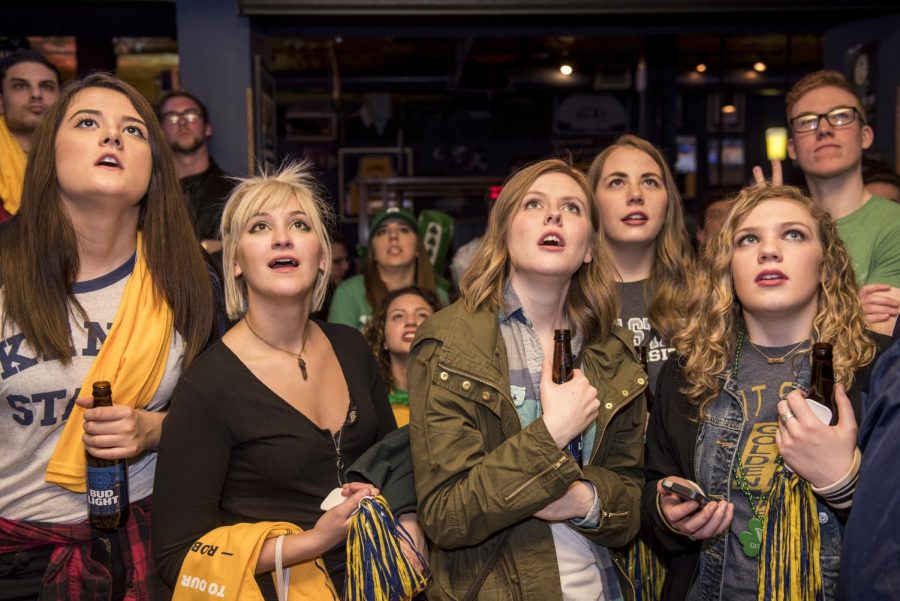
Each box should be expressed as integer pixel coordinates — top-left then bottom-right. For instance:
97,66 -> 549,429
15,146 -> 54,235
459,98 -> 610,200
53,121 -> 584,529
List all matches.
784,70 -> 900,336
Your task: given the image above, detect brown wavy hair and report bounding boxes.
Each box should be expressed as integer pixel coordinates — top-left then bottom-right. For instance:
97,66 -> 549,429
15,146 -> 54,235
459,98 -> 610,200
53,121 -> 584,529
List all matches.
0,73 -> 215,365
587,134 -> 695,341
365,285 -> 443,391
460,158 -> 620,341
674,184 -> 876,414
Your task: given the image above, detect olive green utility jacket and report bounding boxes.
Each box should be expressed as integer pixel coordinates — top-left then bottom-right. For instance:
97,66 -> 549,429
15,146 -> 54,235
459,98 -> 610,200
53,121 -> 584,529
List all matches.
408,300 -> 647,600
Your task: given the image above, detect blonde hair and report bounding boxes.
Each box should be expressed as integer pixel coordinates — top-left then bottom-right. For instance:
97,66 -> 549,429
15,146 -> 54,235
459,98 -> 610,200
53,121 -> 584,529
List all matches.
220,161 -> 335,320
785,70 -> 865,125
674,184 -> 876,415
587,135 -> 695,340
460,158 -> 619,340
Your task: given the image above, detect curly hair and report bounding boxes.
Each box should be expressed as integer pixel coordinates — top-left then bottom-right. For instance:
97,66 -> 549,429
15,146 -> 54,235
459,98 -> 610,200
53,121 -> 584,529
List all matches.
460,158 -> 620,341
587,135 -> 696,341
674,184 -> 876,415
365,286 -> 443,391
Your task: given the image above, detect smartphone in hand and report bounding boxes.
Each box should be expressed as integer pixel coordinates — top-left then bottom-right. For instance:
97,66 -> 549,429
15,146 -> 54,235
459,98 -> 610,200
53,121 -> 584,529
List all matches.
661,479 -> 710,507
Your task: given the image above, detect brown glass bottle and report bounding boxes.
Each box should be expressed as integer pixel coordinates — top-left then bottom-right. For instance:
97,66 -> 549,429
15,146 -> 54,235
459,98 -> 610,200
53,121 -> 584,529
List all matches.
86,381 -> 129,530
806,343 -> 837,426
552,329 -> 582,464
636,345 -> 654,413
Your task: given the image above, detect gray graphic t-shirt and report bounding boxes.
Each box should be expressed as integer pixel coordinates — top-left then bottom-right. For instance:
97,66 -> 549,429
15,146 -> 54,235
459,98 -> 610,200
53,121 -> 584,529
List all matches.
615,280 -> 674,394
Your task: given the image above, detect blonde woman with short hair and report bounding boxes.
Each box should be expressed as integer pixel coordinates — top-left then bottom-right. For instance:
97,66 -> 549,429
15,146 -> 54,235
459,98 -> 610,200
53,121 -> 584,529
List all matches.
153,162 -> 426,599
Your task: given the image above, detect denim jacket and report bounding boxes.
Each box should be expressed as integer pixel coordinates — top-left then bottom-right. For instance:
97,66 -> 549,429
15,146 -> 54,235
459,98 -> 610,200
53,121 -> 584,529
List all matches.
642,354 -> 871,601
686,364 -> 844,601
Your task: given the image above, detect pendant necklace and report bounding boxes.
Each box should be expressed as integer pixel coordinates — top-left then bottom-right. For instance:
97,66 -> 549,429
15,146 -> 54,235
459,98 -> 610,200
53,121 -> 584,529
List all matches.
245,317 -> 310,380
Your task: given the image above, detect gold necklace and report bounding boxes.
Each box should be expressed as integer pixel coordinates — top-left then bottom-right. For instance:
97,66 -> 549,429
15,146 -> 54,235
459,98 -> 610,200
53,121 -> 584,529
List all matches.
745,338 -> 808,364
245,317 -> 310,380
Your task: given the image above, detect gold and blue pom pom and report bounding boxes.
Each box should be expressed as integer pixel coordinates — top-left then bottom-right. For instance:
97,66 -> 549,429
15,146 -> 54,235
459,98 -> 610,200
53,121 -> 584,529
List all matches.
344,495 -> 429,601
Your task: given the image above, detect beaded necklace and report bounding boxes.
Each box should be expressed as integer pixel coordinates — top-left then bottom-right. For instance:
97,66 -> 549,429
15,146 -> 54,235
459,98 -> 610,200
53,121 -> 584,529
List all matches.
730,329 -> 788,558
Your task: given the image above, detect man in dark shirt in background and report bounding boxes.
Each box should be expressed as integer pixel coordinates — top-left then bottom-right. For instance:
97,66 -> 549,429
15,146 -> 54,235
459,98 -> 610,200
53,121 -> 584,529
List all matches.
157,90 -> 233,253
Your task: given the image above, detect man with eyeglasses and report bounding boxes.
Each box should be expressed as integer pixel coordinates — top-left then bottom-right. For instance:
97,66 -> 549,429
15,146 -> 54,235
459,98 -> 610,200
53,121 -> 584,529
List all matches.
157,90 -> 233,253
786,70 -> 900,336
0,50 -> 61,222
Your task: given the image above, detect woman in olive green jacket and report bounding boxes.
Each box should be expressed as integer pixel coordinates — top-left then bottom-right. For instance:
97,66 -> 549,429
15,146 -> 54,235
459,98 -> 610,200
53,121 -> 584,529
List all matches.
408,159 -> 646,600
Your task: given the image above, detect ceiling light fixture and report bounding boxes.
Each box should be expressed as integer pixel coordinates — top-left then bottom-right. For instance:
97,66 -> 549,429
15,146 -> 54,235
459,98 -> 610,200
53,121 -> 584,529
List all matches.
753,61 -> 767,72
560,64 -> 573,76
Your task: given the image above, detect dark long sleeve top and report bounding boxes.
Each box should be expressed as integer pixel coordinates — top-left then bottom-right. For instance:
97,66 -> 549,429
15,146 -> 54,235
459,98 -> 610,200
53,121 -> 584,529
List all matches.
152,320 -> 396,596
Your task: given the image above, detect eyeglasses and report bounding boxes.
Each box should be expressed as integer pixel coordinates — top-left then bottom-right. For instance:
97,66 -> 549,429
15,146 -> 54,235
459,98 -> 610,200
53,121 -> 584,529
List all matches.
161,110 -> 203,125
790,106 -> 863,133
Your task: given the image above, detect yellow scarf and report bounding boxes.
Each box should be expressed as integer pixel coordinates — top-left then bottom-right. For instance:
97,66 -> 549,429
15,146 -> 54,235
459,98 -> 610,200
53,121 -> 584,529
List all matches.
45,233 -> 174,492
0,116 -> 27,215
173,522 -> 337,601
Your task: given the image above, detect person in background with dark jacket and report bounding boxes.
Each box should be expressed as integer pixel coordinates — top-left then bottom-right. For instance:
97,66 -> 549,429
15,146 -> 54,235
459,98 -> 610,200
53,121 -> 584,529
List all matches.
837,335 -> 900,600
643,184 -> 881,600
157,90 -> 234,253
409,158 -> 646,600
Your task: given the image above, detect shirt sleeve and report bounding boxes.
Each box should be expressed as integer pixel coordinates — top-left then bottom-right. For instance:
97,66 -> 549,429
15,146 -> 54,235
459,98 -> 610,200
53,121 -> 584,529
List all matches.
328,280 -> 363,329
151,375 -> 233,587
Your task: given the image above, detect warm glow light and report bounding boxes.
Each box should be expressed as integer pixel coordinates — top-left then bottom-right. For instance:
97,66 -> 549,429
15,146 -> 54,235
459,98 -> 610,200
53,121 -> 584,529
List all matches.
753,61 -> 767,72
695,63 -> 707,73
766,127 -> 788,161
721,104 -> 737,114
560,64 -> 573,76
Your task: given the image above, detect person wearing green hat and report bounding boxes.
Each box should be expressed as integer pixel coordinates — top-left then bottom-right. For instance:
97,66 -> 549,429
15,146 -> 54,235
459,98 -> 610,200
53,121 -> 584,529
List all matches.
328,207 -> 448,331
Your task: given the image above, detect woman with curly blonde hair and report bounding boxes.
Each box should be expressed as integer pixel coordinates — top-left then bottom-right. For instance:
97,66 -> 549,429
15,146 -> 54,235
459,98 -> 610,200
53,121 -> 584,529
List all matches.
588,135 -> 694,391
642,184 -> 884,601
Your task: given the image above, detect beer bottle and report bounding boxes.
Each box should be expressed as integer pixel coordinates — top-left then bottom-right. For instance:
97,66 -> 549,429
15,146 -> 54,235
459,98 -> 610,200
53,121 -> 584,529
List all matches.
86,381 -> 129,530
636,345 -> 654,413
552,329 -> 582,465
806,343 -> 837,426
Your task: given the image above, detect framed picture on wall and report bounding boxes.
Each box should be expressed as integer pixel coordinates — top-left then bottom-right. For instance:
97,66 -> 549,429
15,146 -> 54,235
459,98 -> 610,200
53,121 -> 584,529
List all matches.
338,147 -> 413,221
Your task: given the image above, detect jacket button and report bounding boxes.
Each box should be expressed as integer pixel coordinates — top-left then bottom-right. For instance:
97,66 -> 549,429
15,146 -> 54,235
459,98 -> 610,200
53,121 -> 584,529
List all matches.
637,377 -> 646,385
605,402 -> 613,409
621,390 -> 629,396
481,391 -> 490,400
819,511 -> 828,524
462,381 -> 472,391
439,371 -> 449,381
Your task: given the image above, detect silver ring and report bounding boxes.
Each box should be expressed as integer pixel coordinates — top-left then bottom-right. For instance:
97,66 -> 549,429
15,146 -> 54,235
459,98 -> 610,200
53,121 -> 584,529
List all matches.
780,410 -> 796,426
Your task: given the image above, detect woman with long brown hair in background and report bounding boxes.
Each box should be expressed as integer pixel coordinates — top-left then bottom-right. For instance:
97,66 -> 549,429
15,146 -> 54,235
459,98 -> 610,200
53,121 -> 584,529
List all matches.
328,207 -> 448,331
0,73 -> 216,600
587,134 -> 694,390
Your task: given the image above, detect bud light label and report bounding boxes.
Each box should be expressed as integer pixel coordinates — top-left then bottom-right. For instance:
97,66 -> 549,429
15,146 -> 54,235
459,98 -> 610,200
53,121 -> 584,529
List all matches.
87,464 -> 128,516
569,436 -> 583,466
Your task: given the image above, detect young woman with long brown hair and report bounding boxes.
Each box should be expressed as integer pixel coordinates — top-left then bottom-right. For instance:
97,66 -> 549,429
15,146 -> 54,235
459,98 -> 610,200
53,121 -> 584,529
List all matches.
643,184 -> 883,600
0,73 -> 216,600
409,159 -> 646,600
587,134 -> 694,391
